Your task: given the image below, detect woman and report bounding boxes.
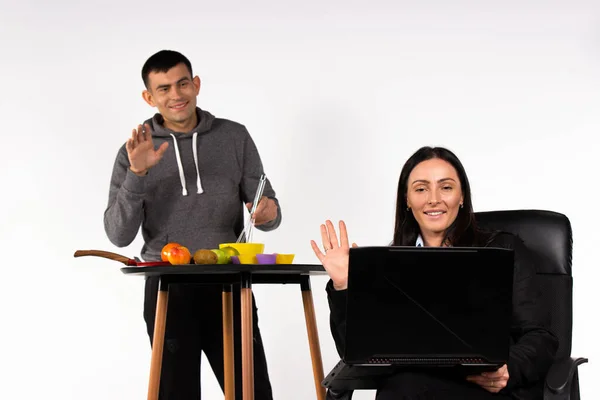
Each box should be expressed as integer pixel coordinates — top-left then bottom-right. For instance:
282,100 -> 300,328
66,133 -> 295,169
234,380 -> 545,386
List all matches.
311,146 -> 558,399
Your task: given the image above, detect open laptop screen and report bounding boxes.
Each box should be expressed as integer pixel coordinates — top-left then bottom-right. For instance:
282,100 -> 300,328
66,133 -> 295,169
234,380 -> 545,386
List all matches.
344,246 -> 514,368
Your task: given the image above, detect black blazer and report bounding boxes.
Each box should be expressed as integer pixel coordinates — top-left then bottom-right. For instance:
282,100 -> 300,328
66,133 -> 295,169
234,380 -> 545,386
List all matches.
326,232 -> 558,400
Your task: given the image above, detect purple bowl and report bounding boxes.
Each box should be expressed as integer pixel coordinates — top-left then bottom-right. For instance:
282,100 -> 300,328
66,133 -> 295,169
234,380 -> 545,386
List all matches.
230,255 -> 240,264
255,253 -> 277,264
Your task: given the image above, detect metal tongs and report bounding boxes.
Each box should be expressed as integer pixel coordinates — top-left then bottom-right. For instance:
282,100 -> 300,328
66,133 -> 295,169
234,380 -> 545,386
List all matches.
236,174 -> 267,243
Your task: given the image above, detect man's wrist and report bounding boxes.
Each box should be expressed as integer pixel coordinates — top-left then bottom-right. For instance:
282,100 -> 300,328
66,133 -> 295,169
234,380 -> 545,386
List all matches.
130,167 -> 148,176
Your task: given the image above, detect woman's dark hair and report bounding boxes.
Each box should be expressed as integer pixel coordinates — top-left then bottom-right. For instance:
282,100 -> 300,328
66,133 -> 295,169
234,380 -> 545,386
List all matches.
392,146 -> 487,247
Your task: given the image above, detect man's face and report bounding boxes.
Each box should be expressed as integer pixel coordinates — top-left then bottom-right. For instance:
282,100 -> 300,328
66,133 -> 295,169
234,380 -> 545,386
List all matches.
143,63 -> 200,128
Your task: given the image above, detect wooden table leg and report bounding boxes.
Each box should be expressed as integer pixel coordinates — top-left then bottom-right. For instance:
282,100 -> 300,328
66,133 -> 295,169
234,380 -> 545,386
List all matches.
222,285 -> 235,400
148,277 -> 169,400
241,273 -> 254,400
301,276 -> 326,400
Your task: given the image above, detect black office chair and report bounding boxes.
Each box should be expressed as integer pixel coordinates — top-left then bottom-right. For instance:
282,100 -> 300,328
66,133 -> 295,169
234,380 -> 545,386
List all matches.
476,209 -> 587,399
325,209 -> 587,400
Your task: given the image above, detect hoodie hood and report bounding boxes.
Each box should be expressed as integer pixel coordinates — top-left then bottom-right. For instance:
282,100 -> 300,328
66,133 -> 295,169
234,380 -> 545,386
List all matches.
144,108 -> 216,196
148,107 -> 215,137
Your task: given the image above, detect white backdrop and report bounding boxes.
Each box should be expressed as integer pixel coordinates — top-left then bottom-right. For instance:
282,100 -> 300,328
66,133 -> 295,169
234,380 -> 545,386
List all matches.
1,1 -> 598,399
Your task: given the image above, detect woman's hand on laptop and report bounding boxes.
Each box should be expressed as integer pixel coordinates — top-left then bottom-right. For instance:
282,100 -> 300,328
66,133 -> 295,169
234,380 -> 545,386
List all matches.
310,220 -> 357,291
466,364 -> 509,393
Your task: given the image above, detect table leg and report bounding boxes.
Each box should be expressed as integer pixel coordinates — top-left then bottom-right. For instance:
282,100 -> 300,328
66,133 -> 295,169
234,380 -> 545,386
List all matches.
301,276 -> 326,400
222,284 -> 235,400
241,273 -> 254,400
148,277 -> 169,400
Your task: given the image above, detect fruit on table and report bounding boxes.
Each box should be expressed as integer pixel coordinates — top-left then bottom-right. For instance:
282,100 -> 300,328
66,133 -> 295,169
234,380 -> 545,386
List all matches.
193,249 -> 218,265
220,246 -> 240,258
161,242 -> 181,262
168,246 -> 191,265
211,249 -> 229,264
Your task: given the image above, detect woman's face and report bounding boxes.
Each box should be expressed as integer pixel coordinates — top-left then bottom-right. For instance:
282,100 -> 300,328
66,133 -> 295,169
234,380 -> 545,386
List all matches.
406,158 -> 464,242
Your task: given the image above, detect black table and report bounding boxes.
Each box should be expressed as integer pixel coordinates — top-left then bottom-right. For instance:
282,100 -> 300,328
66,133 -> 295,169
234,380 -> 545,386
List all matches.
121,264 -> 328,400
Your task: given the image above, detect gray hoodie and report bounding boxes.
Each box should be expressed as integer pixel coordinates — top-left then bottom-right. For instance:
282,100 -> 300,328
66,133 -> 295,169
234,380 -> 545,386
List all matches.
104,108 -> 282,261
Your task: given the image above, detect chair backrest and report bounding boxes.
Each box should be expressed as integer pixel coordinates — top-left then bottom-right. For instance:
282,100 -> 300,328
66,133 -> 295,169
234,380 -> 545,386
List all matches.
475,209 -> 573,359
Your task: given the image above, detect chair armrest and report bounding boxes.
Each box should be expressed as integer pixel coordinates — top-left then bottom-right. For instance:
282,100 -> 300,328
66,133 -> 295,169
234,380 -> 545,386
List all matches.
544,356 -> 588,398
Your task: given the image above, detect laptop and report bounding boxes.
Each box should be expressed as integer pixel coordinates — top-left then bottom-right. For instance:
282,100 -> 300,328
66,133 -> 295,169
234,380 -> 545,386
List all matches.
322,246 -> 514,391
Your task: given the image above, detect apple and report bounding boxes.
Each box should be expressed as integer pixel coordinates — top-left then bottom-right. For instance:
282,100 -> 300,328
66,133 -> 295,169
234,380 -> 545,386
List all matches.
220,246 -> 240,258
161,242 -> 181,262
167,246 -> 191,265
211,249 -> 229,264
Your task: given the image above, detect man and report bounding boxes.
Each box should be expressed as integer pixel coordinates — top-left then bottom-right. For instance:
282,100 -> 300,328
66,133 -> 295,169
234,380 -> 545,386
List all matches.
104,50 -> 281,399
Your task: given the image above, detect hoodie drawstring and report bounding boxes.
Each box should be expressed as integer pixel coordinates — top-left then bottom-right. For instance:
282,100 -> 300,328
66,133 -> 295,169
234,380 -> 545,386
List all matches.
192,132 -> 204,194
170,133 -> 204,196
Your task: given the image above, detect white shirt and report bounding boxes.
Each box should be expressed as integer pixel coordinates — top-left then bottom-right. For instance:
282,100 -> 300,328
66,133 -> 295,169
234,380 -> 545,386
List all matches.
416,234 -> 424,247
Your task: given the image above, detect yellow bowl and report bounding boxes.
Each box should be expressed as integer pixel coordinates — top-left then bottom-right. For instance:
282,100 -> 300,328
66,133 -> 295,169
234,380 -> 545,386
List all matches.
275,254 -> 295,264
219,243 -> 265,256
237,254 -> 258,264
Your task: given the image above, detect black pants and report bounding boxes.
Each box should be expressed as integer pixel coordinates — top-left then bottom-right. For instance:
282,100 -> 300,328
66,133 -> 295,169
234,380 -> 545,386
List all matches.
375,371 -> 513,400
144,277 -> 273,400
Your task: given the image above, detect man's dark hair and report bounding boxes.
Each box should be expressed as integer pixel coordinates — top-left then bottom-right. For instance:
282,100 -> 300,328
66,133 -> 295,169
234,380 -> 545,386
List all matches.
141,50 -> 193,89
